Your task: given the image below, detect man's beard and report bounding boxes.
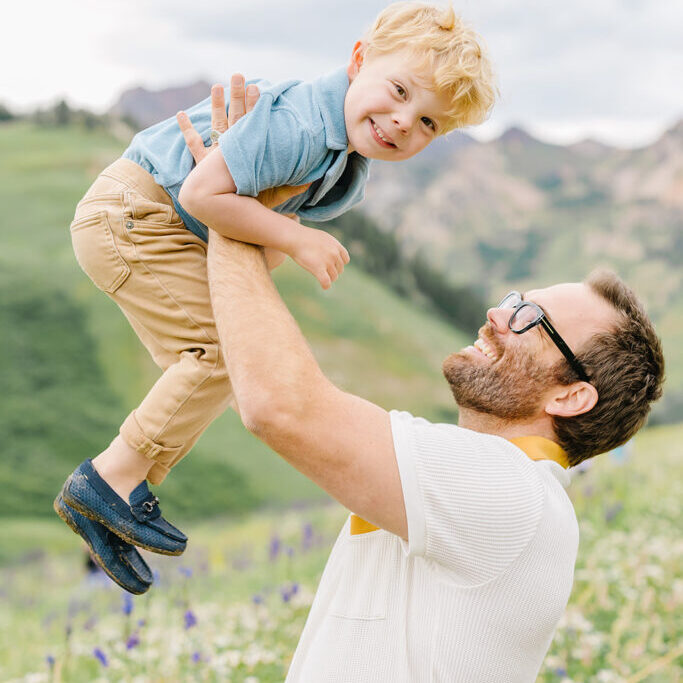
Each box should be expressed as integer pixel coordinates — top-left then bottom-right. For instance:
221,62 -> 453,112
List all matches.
442,332 -> 559,421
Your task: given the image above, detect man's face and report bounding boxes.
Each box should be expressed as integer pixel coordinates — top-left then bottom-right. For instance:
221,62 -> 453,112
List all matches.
442,283 -> 615,420
344,49 -> 449,162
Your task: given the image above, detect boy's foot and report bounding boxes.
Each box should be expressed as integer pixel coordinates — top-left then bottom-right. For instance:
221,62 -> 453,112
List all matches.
54,492 -> 153,595
61,459 -> 187,556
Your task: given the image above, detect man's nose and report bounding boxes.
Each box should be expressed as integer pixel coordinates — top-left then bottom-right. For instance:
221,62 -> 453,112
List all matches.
486,306 -> 512,334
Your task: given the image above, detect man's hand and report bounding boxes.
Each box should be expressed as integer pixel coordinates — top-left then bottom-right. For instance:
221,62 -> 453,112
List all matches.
176,75 -> 309,212
288,225 -> 350,290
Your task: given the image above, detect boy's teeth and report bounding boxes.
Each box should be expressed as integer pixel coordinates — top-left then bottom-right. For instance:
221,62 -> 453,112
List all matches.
373,121 -> 390,143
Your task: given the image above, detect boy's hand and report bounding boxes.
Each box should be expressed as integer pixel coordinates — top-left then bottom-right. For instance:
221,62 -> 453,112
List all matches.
288,226 -> 350,290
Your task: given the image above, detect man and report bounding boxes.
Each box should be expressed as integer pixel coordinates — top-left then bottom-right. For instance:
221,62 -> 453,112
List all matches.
178,78 -> 664,682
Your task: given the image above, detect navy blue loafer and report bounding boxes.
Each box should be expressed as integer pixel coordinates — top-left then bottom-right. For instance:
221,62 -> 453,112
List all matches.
61,459 -> 187,556
54,492 -> 153,594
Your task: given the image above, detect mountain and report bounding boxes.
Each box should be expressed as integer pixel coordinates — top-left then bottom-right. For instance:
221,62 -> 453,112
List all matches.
361,120 -> 683,416
363,120 -> 683,299
109,81 -> 212,128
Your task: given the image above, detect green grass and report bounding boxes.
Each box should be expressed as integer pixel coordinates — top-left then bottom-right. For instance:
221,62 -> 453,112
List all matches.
0,121 -> 468,517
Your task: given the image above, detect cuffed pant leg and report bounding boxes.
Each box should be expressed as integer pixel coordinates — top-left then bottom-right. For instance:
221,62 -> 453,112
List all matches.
70,159 -> 234,482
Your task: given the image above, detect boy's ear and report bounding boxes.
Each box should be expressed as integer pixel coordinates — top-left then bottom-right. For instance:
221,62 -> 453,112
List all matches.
347,41 -> 367,82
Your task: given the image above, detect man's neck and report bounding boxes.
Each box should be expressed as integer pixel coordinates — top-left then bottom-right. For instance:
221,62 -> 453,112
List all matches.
458,408 -> 558,444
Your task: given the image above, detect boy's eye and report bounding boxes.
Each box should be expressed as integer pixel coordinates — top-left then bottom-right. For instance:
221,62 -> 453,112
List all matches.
421,116 -> 436,131
394,83 -> 407,98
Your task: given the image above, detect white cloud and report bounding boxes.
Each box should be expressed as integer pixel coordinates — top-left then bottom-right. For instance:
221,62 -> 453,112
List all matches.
2,0 -> 681,146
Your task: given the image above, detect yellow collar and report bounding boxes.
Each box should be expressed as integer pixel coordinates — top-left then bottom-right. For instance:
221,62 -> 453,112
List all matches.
350,435 -> 569,535
508,436 -> 569,469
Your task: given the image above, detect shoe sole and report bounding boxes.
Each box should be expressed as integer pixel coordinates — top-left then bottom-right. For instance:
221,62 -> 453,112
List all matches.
62,485 -> 186,557
54,494 -> 150,595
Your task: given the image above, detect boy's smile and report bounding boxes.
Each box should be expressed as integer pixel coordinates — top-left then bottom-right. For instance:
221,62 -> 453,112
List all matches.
344,44 -> 450,161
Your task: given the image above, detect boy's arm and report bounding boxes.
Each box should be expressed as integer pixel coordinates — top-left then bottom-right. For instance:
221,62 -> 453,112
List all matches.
179,146 -> 348,290
179,148 -> 293,249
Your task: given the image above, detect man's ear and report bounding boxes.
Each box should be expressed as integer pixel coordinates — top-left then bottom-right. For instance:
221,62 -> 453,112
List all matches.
545,382 -> 598,418
347,41 -> 367,82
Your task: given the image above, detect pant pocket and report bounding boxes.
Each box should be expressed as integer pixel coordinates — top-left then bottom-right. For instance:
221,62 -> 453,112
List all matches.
128,193 -> 183,226
71,211 -> 131,293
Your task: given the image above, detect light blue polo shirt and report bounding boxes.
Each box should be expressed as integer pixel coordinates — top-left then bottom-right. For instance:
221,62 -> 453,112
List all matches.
123,66 -> 371,241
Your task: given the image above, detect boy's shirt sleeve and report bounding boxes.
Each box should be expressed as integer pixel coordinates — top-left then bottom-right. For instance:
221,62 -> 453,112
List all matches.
218,96 -> 314,197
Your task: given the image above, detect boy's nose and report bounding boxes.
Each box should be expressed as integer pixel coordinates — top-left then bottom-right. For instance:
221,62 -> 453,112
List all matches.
392,110 -> 414,135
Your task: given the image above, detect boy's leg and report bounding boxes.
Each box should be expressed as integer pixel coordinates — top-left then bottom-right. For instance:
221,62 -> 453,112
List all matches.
70,159 -> 234,498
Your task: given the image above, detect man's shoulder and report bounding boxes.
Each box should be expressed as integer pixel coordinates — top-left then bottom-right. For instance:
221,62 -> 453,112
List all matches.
390,409 -> 546,489
390,410 -> 513,453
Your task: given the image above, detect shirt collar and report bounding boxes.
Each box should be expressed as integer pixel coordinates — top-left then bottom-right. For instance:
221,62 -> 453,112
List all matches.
508,436 -> 570,469
311,65 -> 351,151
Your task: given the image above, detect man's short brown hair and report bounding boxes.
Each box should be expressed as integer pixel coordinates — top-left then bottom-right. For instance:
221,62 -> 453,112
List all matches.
553,270 -> 665,467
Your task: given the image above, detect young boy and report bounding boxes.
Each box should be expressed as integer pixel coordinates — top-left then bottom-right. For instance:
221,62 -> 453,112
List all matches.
56,2 -> 496,593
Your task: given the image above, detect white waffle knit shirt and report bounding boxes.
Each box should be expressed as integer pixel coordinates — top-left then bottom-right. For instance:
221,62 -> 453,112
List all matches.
285,410 -> 579,683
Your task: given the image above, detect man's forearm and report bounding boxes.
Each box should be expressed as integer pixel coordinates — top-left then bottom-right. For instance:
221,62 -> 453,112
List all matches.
207,231 -> 324,433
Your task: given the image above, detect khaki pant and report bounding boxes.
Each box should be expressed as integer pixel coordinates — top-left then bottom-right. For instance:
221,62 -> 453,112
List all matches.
70,158 -> 232,485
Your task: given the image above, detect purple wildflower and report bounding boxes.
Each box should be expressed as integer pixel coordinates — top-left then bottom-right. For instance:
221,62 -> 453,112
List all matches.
93,648 -> 108,667
554,668 -> 567,677
122,592 -> 134,615
302,523 -> 314,550
192,651 -> 202,663
46,655 -> 55,668
269,534 -> 281,561
137,618 -> 146,628
280,581 -> 300,603
126,633 -> 140,650
604,502 -> 624,523
179,566 -> 193,578
184,609 -> 198,629
252,594 -> 263,605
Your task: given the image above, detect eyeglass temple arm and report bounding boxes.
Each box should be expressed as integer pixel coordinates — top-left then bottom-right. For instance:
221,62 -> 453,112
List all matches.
539,318 -> 590,382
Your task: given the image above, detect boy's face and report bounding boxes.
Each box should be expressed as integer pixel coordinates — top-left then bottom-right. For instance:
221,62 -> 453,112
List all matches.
344,44 -> 450,161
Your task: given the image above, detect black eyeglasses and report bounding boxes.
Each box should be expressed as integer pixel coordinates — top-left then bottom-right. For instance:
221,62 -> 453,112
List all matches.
498,291 -> 590,382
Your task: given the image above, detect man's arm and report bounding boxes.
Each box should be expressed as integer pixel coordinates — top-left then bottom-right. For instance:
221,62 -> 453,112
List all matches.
208,235 -> 408,539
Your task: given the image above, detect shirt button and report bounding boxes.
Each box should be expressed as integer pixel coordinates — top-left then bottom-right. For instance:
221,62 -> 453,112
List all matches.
126,220 -> 134,229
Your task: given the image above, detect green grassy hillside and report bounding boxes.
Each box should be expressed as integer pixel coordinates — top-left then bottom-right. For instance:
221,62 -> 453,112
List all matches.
0,121 -> 469,518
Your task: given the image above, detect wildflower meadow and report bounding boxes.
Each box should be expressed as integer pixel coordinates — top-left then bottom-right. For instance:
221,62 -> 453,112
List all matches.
1,423 -> 681,682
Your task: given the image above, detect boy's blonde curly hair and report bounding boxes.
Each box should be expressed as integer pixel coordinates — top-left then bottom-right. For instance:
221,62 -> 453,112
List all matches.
363,2 -> 497,132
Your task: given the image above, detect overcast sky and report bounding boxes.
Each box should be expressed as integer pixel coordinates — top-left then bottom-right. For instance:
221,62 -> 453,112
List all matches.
4,0 -> 681,147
